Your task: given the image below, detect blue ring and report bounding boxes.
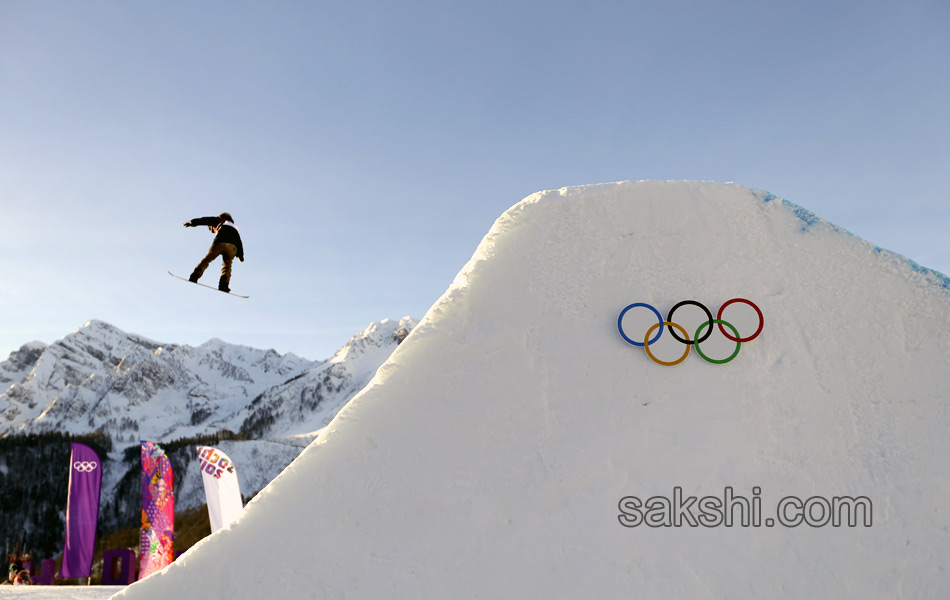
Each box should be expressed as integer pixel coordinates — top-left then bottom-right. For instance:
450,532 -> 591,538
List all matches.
618,303 -> 663,347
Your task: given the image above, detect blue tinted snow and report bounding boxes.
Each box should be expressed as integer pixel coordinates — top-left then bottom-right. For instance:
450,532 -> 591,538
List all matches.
758,190 -> 949,290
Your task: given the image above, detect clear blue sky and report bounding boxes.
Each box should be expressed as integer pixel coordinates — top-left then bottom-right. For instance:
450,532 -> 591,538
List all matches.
1,0 -> 948,361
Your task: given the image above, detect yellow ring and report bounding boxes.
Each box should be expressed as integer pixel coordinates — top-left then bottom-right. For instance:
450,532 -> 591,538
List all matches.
643,321 -> 691,366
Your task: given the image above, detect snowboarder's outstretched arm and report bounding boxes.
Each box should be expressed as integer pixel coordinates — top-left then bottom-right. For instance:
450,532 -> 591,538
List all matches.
183,216 -> 221,228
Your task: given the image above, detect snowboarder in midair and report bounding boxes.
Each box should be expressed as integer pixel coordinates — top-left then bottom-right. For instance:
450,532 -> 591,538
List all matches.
183,212 -> 244,293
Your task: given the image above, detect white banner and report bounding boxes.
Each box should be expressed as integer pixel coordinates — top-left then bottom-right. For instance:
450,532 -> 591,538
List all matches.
196,446 -> 243,533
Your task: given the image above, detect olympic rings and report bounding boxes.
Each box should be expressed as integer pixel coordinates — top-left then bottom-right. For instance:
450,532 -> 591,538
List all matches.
73,461 -> 98,472
617,299 -> 763,365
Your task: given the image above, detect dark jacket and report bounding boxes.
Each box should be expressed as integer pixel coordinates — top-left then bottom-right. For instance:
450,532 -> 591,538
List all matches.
186,217 -> 244,260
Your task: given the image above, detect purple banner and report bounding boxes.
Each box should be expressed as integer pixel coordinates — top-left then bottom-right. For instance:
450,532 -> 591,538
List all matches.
59,442 -> 102,578
139,441 -> 175,579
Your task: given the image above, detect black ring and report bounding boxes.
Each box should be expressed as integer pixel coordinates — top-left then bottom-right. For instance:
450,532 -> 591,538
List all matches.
666,300 -> 713,345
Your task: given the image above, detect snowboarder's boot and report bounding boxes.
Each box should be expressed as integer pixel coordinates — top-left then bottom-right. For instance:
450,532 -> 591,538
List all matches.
218,275 -> 230,293
188,269 -> 201,283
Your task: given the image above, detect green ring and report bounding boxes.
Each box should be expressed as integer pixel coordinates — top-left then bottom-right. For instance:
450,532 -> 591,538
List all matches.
693,319 -> 741,364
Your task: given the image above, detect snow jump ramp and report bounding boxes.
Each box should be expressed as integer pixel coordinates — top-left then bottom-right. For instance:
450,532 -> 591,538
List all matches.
115,181 -> 950,599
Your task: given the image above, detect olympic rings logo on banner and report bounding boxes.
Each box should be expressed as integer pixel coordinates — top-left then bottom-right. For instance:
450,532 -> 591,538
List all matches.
617,298 -> 763,365
73,461 -> 99,472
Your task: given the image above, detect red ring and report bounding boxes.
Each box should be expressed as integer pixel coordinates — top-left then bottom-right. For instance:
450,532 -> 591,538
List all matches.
716,298 -> 763,342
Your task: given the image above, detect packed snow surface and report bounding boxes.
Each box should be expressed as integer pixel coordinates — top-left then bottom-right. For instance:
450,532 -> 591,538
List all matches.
109,181 -> 949,598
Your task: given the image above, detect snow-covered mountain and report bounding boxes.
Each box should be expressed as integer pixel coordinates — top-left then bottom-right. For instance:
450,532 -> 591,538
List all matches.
0,317 -> 416,443
0,316 -> 416,538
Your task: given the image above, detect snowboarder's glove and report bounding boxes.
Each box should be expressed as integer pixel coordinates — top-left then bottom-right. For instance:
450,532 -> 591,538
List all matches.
183,221 -> 195,227
238,256 -> 244,262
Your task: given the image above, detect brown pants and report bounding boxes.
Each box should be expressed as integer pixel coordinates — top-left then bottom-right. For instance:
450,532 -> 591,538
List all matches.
193,243 -> 237,284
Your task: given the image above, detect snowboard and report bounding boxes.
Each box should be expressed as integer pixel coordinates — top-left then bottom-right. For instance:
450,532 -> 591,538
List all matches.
168,271 -> 249,298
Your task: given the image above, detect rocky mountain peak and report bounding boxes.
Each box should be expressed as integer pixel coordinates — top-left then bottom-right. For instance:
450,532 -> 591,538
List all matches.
0,317 -> 416,443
